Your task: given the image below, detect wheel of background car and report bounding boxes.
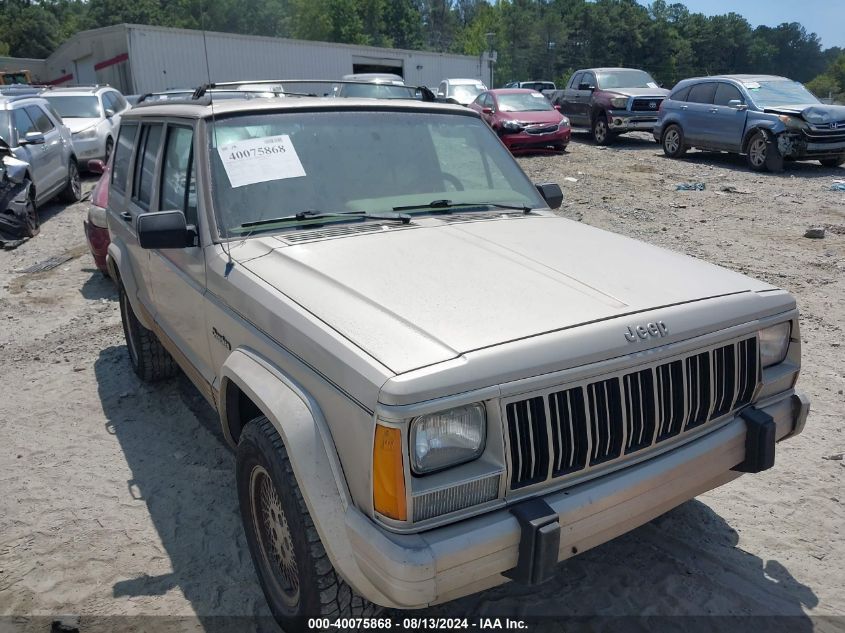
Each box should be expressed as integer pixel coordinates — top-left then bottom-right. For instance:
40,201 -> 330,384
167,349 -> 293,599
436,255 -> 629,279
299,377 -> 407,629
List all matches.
236,416 -> 379,629
661,124 -> 686,158
746,131 -> 770,172
819,157 -> 845,168
118,283 -> 178,382
592,115 -> 611,145
59,161 -> 82,203
441,172 -> 464,191
104,137 -> 113,163
23,192 -> 39,238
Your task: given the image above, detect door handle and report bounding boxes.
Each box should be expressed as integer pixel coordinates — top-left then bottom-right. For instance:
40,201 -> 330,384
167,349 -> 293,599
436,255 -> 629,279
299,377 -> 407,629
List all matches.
120,211 -> 132,222
708,107 -> 718,113
680,105 -> 688,110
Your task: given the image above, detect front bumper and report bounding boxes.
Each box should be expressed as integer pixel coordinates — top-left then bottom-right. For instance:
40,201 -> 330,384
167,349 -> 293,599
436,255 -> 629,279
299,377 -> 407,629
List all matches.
500,127 -> 571,152
344,391 -> 809,609
71,134 -> 106,163
607,109 -> 659,133
83,218 -> 110,273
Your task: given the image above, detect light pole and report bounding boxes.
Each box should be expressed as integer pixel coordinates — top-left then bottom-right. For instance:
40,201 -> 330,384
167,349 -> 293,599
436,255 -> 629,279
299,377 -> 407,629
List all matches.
485,32 -> 496,88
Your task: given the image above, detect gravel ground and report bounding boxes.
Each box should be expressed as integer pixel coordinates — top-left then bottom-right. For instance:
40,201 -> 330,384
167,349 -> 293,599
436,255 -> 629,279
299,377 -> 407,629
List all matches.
0,134 -> 843,632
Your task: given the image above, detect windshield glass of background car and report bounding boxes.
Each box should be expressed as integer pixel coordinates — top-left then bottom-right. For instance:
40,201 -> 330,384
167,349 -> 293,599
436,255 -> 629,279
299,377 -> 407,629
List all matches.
43,95 -> 101,118
744,80 -> 820,108
497,93 -> 553,112
597,70 -> 657,89
208,111 -> 544,236
450,85 -> 483,101
341,84 -> 412,99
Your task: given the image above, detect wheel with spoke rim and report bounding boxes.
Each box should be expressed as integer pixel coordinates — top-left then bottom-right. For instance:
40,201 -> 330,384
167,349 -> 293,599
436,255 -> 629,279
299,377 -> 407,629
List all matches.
60,161 -> 82,202
23,194 -> 39,237
592,116 -> 610,145
661,124 -> 686,158
746,131 -> 770,171
104,138 -> 114,163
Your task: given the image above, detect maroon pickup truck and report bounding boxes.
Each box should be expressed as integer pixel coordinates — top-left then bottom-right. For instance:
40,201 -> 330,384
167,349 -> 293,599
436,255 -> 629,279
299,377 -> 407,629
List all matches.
549,67 -> 669,144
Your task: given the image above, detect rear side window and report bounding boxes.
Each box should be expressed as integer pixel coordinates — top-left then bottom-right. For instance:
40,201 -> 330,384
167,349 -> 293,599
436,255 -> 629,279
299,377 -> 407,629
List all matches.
687,83 -> 717,104
159,126 -> 197,225
11,108 -> 37,143
670,85 -> 691,101
111,92 -> 128,111
112,122 -> 138,193
25,106 -> 54,133
713,83 -> 743,106
133,124 -> 164,209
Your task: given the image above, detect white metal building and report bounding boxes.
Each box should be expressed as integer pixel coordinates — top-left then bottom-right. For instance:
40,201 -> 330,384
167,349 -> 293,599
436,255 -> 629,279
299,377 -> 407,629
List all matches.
1,24 -> 491,94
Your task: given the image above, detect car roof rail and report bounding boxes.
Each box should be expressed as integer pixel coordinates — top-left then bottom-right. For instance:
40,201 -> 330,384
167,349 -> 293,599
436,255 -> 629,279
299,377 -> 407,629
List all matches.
42,84 -> 111,93
191,79 -> 436,101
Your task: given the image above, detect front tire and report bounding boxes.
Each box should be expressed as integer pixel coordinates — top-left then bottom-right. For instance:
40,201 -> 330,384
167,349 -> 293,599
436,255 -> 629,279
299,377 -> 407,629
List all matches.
661,124 -> 687,158
118,284 -> 177,382
59,160 -> 82,202
592,114 -> 612,145
820,156 -> 844,168
237,417 -> 378,631
23,192 -> 39,238
745,130 -> 772,172
104,137 -> 114,163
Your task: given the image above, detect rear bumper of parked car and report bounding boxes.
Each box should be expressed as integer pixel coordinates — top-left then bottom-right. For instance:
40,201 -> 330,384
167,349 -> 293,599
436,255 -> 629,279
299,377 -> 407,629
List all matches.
343,390 -> 808,609
83,219 -> 110,274
500,128 -> 571,152
607,109 -> 659,133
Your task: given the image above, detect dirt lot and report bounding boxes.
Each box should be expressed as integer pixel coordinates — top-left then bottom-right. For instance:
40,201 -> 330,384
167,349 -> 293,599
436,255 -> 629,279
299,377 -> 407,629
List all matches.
1,134 -> 843,632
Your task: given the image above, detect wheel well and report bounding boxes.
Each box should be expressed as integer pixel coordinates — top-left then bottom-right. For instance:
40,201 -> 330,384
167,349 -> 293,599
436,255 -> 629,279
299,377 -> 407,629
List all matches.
224,380 -> 263,444
591,108 -> 605,124
742,127 -> 770,153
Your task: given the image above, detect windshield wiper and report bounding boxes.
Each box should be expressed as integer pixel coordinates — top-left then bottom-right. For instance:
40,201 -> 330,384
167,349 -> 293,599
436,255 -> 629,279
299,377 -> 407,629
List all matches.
237,209 -> 411,231
392,200 -> 533,214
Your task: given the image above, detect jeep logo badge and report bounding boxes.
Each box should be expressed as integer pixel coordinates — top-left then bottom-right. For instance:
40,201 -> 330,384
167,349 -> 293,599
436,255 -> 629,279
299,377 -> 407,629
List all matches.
625,321 -> 668,342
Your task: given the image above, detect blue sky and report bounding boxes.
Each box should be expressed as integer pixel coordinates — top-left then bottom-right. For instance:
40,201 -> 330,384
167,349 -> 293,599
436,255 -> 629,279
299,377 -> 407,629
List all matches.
635,0 -> 845,49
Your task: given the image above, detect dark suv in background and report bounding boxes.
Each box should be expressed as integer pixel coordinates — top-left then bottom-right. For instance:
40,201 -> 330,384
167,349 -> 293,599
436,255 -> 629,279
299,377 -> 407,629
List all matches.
550,67 -> 668,144
655,74 -> 845,172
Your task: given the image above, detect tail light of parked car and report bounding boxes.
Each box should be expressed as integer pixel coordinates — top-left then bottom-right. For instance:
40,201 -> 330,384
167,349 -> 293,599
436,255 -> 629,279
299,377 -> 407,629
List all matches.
87,164 -> 111,228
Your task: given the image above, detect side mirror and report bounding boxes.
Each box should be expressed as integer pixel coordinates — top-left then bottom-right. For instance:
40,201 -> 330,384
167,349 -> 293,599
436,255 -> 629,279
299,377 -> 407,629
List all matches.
482,107 -> 493,114
578,83 -> 595,91
535,182 -> 563,209
21,132 -> 45,145
105,108 -> 115,118
137,210 -> 197,249
87,159 -> 105,175
554,104 -> 561,111
728,99 -> 747,111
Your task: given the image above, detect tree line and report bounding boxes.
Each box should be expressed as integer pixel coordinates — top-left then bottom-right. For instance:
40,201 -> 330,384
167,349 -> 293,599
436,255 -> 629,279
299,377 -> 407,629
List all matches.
1,0 -> 843,99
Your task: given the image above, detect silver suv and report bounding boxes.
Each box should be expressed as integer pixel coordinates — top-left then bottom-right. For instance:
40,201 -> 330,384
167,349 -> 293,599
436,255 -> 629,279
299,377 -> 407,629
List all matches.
0,94 -> 80,209
107,91 -> 809,629
41,85 -> 129,166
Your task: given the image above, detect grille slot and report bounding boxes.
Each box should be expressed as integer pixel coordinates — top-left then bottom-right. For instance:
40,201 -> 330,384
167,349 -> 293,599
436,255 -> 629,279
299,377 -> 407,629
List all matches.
549,387 -> 588,476
506,397 -> 549,488
587,378 -> 624,465
505,336 -> 759,490
623,369 -> 656,453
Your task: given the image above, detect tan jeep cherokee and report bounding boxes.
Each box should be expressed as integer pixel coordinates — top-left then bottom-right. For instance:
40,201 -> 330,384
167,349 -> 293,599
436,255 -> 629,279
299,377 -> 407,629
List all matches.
105,85 -> 809,630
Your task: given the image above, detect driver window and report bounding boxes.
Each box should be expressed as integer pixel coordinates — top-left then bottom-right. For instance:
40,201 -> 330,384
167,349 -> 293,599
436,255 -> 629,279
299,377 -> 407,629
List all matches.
582,73 -> 596,88
160,125 -> 197,225
569,73 -> 583,89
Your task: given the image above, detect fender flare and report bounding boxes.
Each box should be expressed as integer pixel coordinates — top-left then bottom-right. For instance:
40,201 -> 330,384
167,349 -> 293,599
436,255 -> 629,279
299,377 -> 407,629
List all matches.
741,123 -> 780,153
106,237 -> 154,329
219,348 -> 395,606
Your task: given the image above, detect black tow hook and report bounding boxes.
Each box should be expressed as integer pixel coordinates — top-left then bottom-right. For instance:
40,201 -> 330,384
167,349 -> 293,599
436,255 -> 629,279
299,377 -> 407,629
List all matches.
504,498 -> 561,585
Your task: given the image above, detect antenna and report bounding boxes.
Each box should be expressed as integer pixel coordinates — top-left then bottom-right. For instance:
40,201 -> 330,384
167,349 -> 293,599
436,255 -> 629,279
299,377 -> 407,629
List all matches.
199,0 -> 234,275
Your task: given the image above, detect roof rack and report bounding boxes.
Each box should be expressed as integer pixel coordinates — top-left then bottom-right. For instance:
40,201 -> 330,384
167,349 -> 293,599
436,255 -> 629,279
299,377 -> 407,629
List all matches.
191,79 -> 438,101
42,84 -> 111,93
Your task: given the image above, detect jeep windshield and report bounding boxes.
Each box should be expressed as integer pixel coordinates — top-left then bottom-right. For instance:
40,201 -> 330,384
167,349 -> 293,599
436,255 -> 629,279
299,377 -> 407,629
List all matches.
42,95 -> 101,118
596,70 -> 657,89
743,80 -> 820,109
208,110 -> 545,237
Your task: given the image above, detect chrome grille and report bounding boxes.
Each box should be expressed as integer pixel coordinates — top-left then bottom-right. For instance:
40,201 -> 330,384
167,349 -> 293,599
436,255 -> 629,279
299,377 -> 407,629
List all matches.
505,337 -> 759,490
631,97 -> 663,112
525,124 -> 558,135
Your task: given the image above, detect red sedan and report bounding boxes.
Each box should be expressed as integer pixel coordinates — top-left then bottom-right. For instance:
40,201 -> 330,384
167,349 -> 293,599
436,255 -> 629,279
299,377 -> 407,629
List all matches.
469,89 -> 571,153
83,158 -> 111,276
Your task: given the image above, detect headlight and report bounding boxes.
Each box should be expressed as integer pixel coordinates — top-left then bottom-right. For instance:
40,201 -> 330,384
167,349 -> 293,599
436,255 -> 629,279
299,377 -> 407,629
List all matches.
558,117 -> 570,128
501,120 -> 523,132
777,115 -> 806,130
74,127 -> 98,140
410,403 -> 486,474
609,96 -> 629,109
758,322 -> 791,368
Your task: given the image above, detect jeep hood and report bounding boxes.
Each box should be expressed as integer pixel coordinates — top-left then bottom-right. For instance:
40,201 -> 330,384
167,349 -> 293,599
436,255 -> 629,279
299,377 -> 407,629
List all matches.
240,216 -> 774,374
762,103 -> 845,123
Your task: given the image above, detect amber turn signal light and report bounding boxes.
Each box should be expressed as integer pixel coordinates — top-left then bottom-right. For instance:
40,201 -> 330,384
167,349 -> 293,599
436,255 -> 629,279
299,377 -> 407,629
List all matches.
373,424 -> 407,521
